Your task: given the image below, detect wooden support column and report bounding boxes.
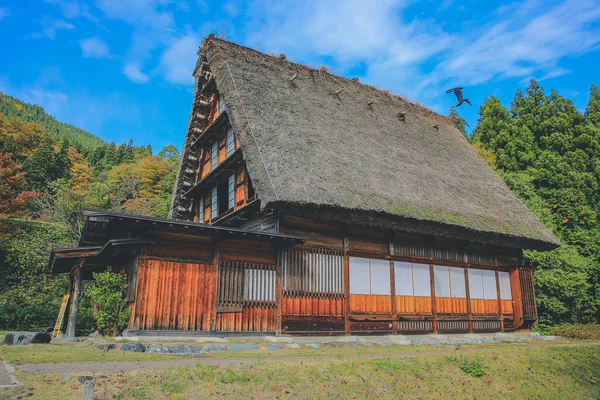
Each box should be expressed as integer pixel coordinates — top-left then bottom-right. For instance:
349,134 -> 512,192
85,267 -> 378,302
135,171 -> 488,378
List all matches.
495,270 -> 503,332
65,264 -> 82,338
390,259 -> 398,334
510,267 -> 523,330
464,267 -> 472,333
275,253 -> 283,336
210,242 -> 220,332
343,231 -> 350,336
430,264 -> 437,333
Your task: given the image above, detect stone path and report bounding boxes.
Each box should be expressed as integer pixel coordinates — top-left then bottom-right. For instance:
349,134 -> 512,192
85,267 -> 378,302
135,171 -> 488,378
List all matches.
0,360 -> 19,387
17,341 -> 600,375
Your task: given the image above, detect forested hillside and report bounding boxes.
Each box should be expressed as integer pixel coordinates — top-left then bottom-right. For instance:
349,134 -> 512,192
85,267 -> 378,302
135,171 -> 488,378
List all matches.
469,80 -> 600,326
0,92 -> 105,150
0,95 -> 180,330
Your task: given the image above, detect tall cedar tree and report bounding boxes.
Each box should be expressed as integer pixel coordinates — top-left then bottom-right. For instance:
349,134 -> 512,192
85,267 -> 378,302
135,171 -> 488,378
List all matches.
472,80 -> 600,325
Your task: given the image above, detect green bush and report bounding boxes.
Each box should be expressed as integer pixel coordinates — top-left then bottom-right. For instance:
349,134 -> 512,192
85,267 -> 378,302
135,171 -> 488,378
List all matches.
532,324 -> 552,336
459,359 -> 486,378
549,324 -> 600,339
87,272 -> 131,336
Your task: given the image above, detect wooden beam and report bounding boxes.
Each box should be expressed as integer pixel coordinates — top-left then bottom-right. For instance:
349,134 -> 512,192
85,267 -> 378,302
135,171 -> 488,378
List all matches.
65,264 -> 83,338
429,264 -> 437,333
464,267 -> 472,333
510,267 -> 523,330
210,242 -> 220,332
275,256 -> 283,336
343,230 -> 350,336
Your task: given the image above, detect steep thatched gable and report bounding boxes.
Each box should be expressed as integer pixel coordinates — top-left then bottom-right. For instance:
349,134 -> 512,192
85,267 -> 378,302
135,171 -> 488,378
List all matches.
199,36 -> 560,250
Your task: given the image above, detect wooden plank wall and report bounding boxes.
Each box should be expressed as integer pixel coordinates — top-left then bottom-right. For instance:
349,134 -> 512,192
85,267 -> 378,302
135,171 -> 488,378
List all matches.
215,260 -> 277,332
132,257 -> 213,331
349,295 -> 392,314
278,216 -> 524,334
396,296 -> 432,314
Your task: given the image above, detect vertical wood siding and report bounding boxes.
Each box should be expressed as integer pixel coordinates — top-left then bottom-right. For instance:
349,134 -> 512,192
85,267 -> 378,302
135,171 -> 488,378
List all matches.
215,261 -> 277,332
519,268 -> 538,320
501,300 -> 513,314
435,297 -> 468,314
396,295 -> 432,314
349,294 -> 392,314
133,257 -> 213,331
280,246 -> 346,318
470,299 -> 500,315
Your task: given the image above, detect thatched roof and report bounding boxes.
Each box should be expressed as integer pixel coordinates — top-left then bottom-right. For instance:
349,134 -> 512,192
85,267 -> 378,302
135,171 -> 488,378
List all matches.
200,35 -> 560,250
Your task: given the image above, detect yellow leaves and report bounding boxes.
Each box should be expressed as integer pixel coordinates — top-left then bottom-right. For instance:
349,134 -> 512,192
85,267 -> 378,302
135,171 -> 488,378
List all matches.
562,218 -> 569,223
0,116 -> 49,158
471,142 -> 497,169
553,204 -> 558,209
105,154 -> 173,217
68,160 -> 93,195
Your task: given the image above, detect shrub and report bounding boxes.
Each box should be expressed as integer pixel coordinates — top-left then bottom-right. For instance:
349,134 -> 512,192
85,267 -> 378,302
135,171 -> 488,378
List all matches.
549,324 -> 600,339
87,272 -> 131,336
459,359 -> 485,378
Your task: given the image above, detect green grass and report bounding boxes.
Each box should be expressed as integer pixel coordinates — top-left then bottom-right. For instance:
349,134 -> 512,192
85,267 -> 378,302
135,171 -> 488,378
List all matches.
2,344 -> 599,399
0,342 -> 182,364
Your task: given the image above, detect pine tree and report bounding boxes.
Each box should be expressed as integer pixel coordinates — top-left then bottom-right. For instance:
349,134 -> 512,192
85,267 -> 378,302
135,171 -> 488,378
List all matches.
585,84 -> 600,127
449,106 -> 469,139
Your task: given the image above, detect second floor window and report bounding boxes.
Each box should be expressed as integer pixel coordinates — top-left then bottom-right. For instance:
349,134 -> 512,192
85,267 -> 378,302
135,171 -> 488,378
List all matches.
211,141 -> 218,170
198,198 -> 204,223
228,174 -> 235,210
211,187 -> 218,219
226,128 -> 235,156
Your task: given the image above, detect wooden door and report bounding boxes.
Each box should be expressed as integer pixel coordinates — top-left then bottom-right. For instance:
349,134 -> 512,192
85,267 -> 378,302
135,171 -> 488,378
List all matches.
133,257 -> 214,331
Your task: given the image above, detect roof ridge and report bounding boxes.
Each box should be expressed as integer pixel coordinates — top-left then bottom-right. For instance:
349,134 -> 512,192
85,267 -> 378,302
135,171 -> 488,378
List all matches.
202,34 -> 454,126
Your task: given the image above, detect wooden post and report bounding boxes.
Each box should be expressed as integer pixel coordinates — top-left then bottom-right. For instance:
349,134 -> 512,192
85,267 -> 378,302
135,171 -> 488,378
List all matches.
464,267 -> 472,333
210,242 -> 220,332
495,270 -> 503,332
389,259 -> 398,334
430,264 -> 437,333
343,232 -> 350,336
510,267 -> 523,330
275,252 -> 283,336
65,265 -> 82,338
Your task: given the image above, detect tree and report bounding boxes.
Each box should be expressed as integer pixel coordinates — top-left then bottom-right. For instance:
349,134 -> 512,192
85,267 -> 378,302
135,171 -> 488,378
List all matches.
473,81 -> 600,325
87,272 -> 131,336
449,105 -> 469,139
586,84 -> 600,127
0,153 -> 39,222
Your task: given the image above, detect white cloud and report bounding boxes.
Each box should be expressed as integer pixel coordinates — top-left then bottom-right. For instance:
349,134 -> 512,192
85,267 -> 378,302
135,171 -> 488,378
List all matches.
158,33 -> 199,85
96,0 -> 174,30
44,0 -> 96,21
32,17 -> 75,39
0,8 -> 9,21
95,0 -> 176,83
243,0 -> 600,109
428,1 -> 600,88
123,63 -> 150,84
79,37 -> 111,58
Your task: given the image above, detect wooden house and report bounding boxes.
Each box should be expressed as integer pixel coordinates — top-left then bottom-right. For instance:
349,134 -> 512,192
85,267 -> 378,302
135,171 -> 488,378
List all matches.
50,35 -> 560,337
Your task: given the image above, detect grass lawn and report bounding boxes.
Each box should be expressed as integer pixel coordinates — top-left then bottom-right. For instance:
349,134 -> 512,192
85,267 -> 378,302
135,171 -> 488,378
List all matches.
1,343 -> 599,399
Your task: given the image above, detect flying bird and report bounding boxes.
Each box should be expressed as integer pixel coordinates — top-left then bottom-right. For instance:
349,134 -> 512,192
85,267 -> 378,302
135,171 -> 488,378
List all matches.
446,87 -> 471,107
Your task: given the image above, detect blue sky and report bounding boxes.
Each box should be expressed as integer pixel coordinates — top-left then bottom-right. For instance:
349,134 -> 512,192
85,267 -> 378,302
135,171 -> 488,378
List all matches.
1,0 -> 600,153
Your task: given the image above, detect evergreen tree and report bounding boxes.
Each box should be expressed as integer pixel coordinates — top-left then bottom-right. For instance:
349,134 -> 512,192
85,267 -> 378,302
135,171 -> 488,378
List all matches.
585,84 -> 600,127
449,106 -> 469,139
474,81 -> 600,325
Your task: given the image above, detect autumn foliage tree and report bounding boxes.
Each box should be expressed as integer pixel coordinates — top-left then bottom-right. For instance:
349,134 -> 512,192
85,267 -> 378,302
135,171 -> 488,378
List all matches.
0,153 -> 39,222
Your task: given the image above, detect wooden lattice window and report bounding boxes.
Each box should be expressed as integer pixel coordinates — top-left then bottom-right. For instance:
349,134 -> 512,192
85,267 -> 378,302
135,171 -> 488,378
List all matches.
280,247 -> 344,297
217,262 -> 277,310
